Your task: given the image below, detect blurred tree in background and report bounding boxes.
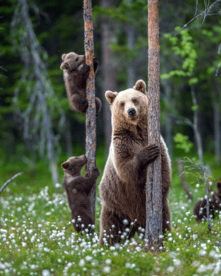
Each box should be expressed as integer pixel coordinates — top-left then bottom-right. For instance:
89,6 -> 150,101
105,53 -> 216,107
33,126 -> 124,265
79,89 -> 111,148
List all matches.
1,0 -> 221,180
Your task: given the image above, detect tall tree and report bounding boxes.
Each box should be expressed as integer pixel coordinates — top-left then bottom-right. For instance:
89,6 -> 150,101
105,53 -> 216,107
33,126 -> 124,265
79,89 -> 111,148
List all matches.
101,0 -> 118,153
84,0 -> 97,220
11,0 -> 64,185
145,0 -> 162,249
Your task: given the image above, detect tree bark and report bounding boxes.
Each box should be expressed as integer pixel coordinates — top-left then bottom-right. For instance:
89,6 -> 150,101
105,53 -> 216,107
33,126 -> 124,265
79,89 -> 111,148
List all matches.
84,0 -> 97,221
101,0 -> 118,154
145,0 -> 162,249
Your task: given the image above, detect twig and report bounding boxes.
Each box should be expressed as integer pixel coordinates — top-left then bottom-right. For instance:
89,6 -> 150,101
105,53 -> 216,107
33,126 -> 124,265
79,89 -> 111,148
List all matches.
0,172 -> 23,194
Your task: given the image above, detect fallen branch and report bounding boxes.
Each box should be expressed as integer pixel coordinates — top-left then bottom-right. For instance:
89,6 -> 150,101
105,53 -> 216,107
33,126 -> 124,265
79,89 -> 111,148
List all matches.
0,172 -> 23,194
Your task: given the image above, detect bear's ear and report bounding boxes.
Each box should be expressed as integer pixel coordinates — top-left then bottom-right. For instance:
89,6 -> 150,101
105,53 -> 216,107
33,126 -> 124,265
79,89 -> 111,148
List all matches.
105,91 -> 118,104
133,79 -> 146,94
61,161 -> 69,170
61,54 -> 67,60
217,182 -> 221,189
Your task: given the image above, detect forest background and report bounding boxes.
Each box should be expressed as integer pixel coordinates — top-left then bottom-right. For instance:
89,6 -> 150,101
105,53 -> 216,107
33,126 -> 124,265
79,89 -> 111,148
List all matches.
1,0 -> 221,184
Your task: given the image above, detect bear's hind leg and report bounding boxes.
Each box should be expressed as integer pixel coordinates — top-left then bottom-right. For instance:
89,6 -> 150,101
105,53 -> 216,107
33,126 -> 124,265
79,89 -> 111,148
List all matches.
95,97 -> 102,117
70,94 -> 88,113
100,206 -> 129,245
162,198 -> 171,234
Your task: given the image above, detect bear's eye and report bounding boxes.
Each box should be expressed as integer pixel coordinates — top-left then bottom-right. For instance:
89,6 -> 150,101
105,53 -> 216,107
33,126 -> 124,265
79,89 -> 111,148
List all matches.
132,99 -> 137,104
76,57 -> 79,61
121,103 -> 125,107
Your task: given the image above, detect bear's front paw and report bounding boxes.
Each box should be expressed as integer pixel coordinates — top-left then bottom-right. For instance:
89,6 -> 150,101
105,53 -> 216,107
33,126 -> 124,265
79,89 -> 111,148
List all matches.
83,64 -> 90,73
92,167 -> 100,177
143,144 -> 160,163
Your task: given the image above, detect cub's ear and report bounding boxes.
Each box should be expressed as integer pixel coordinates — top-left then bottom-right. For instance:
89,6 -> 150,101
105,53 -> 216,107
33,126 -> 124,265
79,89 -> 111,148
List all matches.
133,79 -> 146,94
61,54 -> 66,60
61,161 -> 69,170
105,91 -> 118,104
217,182 -> 221,189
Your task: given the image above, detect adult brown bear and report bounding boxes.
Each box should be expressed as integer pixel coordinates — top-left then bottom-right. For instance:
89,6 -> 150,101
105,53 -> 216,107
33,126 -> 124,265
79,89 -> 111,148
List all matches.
99,80 -> 171,245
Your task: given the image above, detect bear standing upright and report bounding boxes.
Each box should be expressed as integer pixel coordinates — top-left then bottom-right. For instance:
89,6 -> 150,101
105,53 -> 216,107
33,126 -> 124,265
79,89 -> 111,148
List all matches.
61,154 -> 100,232
99,80 -> 171,245
60,52 -> 102,116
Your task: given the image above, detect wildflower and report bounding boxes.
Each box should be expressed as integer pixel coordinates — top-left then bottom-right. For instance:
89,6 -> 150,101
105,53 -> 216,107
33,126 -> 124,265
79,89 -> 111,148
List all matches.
103,266 -> 111,273
123,219 -> 128,225
105,259 -> 111,264
167,266 -> 174,273
79,259 -> 85,266
42,269 -> 51,276
85,256 -> 92,261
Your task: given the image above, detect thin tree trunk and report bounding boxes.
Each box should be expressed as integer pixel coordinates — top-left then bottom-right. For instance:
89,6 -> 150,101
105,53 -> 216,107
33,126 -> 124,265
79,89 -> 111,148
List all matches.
176,159 -> 192,201
145,0 -> 162,250
101,0 -> 118,154
84,0 -> 96,221
213,100 -> 220,163
191,85 -> 203,165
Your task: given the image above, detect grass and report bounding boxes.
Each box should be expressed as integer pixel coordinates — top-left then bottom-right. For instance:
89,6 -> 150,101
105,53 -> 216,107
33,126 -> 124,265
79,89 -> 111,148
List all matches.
0,148 -> 221,275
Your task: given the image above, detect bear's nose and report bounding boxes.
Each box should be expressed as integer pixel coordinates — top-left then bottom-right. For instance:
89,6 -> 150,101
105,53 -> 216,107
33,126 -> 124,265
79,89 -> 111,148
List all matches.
128,108 -> 136,117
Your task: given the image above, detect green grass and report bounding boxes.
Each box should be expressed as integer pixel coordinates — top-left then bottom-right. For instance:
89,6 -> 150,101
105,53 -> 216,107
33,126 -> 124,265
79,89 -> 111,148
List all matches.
0,148 -> 221,275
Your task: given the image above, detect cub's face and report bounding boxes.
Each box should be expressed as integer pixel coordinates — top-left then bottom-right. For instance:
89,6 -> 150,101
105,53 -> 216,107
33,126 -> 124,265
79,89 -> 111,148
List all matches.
61,154 -> 87,176
60,52 -> 85,71
105,80 -> 148,125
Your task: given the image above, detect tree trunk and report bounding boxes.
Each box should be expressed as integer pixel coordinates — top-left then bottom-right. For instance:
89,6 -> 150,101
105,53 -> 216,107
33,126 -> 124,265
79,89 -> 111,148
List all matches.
213,100 -> 220,163
101,0 -> 118,154
65,117 -> 73,157
191,85 -> 203,165
145,0 -> 162,250
84,0 -> 97,221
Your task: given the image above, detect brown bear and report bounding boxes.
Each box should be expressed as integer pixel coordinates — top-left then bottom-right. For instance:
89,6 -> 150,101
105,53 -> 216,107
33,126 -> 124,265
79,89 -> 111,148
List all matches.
61,154 -> 100,232
99,80 -> 172,245
194,182 -> 221,221
60,52 -> 102,116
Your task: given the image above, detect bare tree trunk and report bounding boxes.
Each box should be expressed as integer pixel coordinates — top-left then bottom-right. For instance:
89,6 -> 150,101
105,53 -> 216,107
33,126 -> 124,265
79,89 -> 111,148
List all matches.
176,159 -> 192,201
191,85 -> 203,165
101,0 -> 118,154
145,0 -> 162,250
84,0 -> 97,221
213,100 -> 220,163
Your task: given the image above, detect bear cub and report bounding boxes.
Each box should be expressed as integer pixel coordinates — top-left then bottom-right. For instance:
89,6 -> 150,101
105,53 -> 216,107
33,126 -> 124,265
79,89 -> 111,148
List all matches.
61,154 -> 100,232
194,182 -> 221,221
60,52 -> 102,116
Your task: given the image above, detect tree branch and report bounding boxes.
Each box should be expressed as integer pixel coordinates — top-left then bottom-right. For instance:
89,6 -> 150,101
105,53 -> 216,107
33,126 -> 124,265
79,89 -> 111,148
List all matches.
0,172 -> 23,194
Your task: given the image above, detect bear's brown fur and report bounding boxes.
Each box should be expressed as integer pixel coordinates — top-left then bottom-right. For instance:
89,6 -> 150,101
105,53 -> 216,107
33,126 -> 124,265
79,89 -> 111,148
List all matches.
194,182 -> 221,221
61,154 -> 100,232
99,80 -> 172,245
60,52 -> 102,116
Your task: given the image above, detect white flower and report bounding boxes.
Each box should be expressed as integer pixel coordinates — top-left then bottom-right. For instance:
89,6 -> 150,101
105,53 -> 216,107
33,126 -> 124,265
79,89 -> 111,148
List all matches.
42,269 -> 51,276
103,266 -> 111,273
125,262 -> 131,268
79,259 -> 85,266
173,259 -> 181,266
197,264 -> 207,273
43,248 -> 50,252
85,256 -> 92,261
123,219 -> 128,225
22,242 -> 27,247
199,249 -> 207,256
167,266 -> 174,273
105,259 -> 111,264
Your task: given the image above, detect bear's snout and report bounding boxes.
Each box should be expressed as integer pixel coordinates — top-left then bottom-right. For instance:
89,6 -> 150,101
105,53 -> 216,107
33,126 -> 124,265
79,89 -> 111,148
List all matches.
128,108 -> 136,117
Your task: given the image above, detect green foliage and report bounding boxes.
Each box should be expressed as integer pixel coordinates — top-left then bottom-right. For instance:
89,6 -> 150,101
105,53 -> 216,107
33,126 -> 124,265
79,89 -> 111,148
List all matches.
161,28 -> 198,85
174,133 -> 193,153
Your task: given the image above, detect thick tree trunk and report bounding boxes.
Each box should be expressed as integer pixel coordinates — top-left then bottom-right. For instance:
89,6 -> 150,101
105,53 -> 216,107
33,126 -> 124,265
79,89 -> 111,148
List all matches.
65,117 -> 73,157
84,0 -> 97,221
213,100 -> 220,163
145,0 -> 162,249
101,0 -> 118,154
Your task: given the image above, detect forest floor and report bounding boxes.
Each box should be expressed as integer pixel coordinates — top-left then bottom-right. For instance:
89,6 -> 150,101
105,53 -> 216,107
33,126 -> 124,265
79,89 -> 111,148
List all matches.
0,149 -> 221,276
